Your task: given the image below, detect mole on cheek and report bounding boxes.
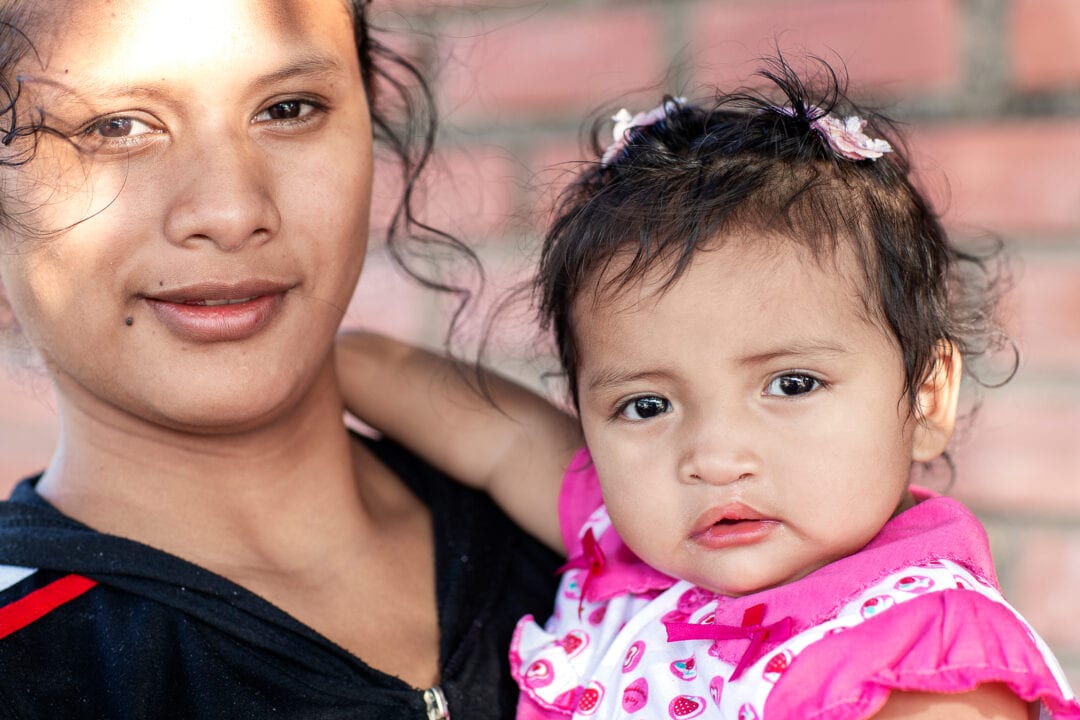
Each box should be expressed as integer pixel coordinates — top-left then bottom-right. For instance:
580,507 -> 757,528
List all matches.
124,317 -> 134,326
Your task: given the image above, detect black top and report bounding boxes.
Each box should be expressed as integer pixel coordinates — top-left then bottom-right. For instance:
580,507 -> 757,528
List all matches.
0,436 -> 560,719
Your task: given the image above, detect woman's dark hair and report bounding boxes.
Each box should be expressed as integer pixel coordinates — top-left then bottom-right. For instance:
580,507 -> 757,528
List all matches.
537,57 -> 1010,414
0,1 -> 478,337
350,2 -> 481,326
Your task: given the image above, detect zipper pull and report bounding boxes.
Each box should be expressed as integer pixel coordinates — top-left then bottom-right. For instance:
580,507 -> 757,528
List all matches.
423,686 -> 449,720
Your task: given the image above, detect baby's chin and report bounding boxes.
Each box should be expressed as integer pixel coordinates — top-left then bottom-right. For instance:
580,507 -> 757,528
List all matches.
688,563 -> 830,599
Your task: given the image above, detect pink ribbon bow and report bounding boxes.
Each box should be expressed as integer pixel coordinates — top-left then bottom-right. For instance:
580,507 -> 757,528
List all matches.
773,104 -> 893,161
665,603 -> 794,680
600,98 -> 686,166
556,528 -> 606,619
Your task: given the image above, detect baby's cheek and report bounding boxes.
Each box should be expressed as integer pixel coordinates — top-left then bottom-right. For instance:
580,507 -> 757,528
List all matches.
603,496 -> 664,565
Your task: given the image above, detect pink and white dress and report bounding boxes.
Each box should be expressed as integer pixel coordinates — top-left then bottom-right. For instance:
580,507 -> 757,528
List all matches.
510,448 -> 1080,719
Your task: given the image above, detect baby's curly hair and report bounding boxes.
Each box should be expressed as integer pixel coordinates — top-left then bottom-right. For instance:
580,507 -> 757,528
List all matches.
536,57 -> 1010,417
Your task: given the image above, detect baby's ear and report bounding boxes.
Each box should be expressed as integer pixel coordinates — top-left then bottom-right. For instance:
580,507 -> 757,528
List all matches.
911,341 -> 962,463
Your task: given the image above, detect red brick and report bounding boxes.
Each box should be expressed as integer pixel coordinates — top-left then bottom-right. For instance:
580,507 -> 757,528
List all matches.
439,7 -> 667,119
527,138 -> 596,224
365,27 -> 430,108
456,252 -> 542,354
911,121 -> 1080,235
421,147 -> 520,238
1005,259 -> 1080,373
1008,529 -> 1080,652
370,144 -> 518,246
1010,0 -> 1080,90
344,252 -> 447,341
691,0 -> 959,94
951,393 -> 1080,515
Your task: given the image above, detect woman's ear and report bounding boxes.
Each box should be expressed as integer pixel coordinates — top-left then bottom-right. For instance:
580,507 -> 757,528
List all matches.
0,279 -> 14,332
911,340 -> 963,463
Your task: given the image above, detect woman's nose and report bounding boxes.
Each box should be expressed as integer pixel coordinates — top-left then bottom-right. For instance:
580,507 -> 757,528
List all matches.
163,131 -> 281,251
678,414 -> 761,486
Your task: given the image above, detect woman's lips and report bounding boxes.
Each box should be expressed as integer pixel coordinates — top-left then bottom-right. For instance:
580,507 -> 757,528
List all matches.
690,503 -> 780,549
143,282 -> 291,342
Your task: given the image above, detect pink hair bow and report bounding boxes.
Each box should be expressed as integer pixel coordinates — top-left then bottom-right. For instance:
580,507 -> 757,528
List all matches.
808,109 -> 892,161
600,97 -> 686,166
812,113 -> 892,160
775,104 -> 892,160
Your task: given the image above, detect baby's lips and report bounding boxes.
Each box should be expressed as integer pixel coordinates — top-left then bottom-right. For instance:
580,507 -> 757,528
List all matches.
689,502 -> 767,538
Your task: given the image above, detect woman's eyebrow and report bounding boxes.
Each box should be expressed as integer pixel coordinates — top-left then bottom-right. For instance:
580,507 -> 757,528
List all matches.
246,52 -> 348,91
21,51 -> 347,107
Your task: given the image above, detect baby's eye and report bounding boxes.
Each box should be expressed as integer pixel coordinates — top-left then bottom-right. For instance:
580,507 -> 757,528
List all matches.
765,374 -> 821,397
254,100 -> 318,123
619,395 -> 671,421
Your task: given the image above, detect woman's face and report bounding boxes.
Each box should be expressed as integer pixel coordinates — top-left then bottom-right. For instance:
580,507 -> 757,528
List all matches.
0,0 -> 373,432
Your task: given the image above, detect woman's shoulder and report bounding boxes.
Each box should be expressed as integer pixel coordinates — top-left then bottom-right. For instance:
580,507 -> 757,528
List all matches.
0,450 -> 562,719
0,562 -> 457,718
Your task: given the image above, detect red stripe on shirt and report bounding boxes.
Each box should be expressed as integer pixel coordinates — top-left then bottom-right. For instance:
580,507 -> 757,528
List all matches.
0,574 -> 98,640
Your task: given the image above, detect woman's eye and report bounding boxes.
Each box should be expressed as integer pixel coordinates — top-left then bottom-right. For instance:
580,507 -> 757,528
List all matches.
765,374 -> 821,397
254,100 -> 317,123
86,116 -> 156,140
619,396 -> 671,421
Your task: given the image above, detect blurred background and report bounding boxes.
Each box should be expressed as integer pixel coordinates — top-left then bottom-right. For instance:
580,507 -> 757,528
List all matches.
3,0 -> 1079,688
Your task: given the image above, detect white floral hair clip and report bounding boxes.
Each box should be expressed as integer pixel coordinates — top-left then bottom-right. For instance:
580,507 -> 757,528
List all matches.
808,109 -> 892,161
600,97 -> 686,166
811,113 -> 892,160
775,105 -> 892,160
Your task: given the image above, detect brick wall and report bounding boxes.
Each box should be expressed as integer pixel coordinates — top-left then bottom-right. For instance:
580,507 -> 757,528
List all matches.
2,0 -> 1079,690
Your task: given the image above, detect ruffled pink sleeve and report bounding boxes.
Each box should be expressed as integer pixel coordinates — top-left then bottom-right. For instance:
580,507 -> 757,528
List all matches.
768,589 -> 1080,719
558,448 -> 605,556
516,694 -> 568,720
555,448 -> 675,599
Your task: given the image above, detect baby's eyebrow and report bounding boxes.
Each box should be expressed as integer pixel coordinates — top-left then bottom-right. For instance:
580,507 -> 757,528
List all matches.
582,342 -> 851,393
736,341 -> 850,366
584,368 -> 676,394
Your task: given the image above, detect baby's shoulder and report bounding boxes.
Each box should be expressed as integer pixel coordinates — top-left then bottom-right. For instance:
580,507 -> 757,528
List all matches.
768,560 -> 1079,719
511,561 -> 1080,719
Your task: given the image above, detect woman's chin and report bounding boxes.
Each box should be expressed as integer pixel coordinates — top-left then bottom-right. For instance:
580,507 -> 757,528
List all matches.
150,370 -> 336,436
55,356 -> 336,440
148,395 -> 300,436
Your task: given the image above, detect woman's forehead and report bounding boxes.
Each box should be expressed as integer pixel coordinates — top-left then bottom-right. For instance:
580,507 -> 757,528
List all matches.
24,0 -> 352,25
15,0 -> 354,76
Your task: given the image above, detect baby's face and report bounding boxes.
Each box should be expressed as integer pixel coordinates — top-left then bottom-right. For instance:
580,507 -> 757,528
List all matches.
572,236 -> 948,597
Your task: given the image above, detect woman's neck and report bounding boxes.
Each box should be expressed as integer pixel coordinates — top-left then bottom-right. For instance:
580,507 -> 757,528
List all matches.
35,359 -> 381,576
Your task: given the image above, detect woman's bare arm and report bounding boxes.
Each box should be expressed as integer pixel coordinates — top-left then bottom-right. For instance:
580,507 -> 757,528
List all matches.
335,332 -> 581,553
